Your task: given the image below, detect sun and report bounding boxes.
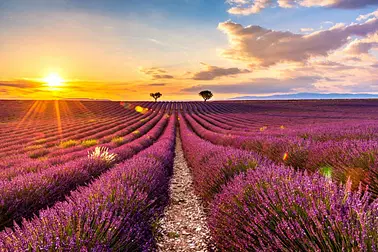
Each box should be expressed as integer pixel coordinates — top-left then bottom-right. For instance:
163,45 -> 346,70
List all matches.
44,73 -> 64,88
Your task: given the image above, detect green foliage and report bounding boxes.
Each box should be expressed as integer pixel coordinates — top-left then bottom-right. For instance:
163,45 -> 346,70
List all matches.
24,145 -> 44,151
150,92 -> 162,102
319,166 -> 333,179
111,137 -> 124,146
199,90 -> 213,101
81,139 -> 99,148
59,140 -> 79,148
29,149 -> 50,159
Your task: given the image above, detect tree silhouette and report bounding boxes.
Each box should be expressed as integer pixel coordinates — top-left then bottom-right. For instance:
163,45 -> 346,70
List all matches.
150,92 -> 162,102
199,90 -> 213,102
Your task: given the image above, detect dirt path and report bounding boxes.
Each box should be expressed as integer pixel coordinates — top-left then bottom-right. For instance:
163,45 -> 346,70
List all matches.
157,133 -> 212,251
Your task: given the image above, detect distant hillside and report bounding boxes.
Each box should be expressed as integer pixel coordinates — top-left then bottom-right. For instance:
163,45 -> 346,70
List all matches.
231,93 -> 378,100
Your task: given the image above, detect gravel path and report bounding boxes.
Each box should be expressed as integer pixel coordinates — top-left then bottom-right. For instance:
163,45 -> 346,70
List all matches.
157,133 -> 213,251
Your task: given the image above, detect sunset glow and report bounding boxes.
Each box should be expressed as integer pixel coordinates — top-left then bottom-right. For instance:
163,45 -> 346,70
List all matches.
1,1 -> 378,250
1,1 -> 378,100
44,73 -> 64,89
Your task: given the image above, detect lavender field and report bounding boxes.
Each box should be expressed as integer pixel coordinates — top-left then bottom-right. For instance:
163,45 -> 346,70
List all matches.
0,99 -> 377,251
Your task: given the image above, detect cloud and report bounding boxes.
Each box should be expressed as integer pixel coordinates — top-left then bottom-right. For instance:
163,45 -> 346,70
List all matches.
281,0 -> 378,9
227,0 -> 273,15
148,38 -> 166,46
0,80 -> 42,89
312,61 -> 356,70
357,9 -> 378,21
181,76 -> 321,94
309,0 -> 378,9
147,83 -> 166,86
192,63 -> 251,80
227,0 -> 250,3
153,75 -> 174,79
300,28 -> 314,32
347,82 -> 378,92
139,67 -> 174,79
0,88 -> 9,94
217,15 -> 378,66
277,0 -> 295,8
345,34 -> 378,55
227,0 -> 378,15
344,11 -> 378,55
315,78 -> 378,93
66,81 -> 138,93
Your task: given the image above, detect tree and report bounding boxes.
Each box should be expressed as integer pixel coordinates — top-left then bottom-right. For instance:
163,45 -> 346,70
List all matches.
150,92 -> 162,102
199,90 -> 213,102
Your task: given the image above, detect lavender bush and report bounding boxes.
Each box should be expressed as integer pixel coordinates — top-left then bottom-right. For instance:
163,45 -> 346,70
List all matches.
179,113 -> 272,204
0,116 -> 176,250
0,115 -> 168,230
209,164 -> 378,251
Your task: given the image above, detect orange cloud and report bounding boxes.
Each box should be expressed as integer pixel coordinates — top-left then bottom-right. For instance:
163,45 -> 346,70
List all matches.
192,63 -> 251,80
139,67 -> 174,79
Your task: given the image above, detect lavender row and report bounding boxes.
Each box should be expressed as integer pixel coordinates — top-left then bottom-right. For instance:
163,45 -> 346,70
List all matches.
0,110 -> 158,170
0,114 -> 169,230
0,100 -> 162,153
0,115 -> 176,251
0,111 -> 163,181
184,113 -> 378,197
0,101 -> 134,149
179,113 -> 272,204
179,113 -> 378,251
209,164 -> 378,251
0,110 -> 138,157
194,109 -> 378,141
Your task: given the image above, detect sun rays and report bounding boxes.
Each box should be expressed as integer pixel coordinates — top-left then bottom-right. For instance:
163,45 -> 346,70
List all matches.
15,100 -> 97,140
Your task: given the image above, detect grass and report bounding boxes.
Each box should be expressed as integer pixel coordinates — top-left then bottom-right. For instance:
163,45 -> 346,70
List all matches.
34,139 -> 46,145
111,137 -> 124,146
29,149 -> 50,159
167,232 -> 180,238
59,140 -> 79,148
24,145 -> 44,151
81,139 -> 99,148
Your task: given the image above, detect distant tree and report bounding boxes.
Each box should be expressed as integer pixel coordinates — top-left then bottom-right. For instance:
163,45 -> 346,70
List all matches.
150,92 -> 162,102
199,90 -> 213,102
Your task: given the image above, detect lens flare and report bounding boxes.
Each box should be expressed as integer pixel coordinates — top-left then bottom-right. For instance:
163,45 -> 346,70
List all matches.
135,106 -> 148,114
44,73 -> 64,90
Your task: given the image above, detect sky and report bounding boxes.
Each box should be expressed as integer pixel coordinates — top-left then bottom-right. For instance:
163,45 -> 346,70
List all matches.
1,0 -> 378,100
